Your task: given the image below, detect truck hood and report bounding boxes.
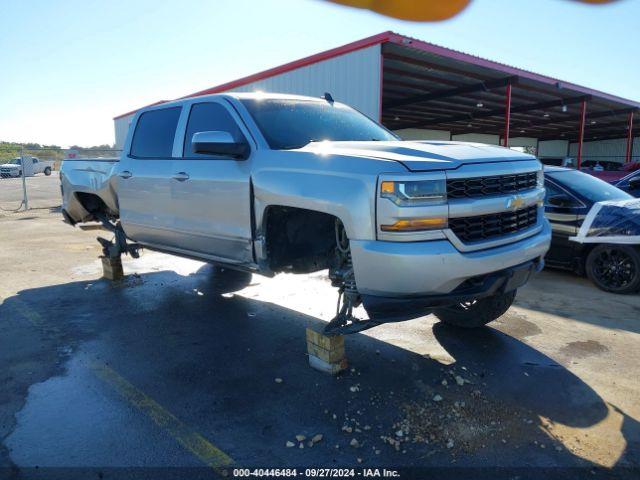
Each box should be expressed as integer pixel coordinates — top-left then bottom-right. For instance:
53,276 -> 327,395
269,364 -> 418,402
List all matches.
0,164 -> 20,169
301,140 -> 536,172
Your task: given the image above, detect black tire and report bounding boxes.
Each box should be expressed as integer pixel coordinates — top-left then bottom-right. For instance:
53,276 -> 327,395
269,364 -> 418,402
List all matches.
17,170 -> 22,177
585,244 -> 640,294
434,290 -> 517,328
44,167 -> 52,176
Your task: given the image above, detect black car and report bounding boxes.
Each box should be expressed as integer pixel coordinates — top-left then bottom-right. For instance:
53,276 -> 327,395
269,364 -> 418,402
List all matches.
544,167 -> 640,293
614,169 -> 640,197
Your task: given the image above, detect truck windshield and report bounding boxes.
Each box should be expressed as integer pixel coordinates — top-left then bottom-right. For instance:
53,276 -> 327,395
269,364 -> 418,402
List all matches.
547,169 -> 632,203
240,98 -> 398,150
9,158 -> 22,165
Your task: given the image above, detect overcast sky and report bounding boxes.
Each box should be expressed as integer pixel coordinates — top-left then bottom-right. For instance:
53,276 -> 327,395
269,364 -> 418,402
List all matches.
1,0 -> 638,147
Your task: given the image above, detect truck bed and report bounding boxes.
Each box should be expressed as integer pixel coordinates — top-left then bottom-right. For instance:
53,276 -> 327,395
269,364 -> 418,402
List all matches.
60,158 -> 120,222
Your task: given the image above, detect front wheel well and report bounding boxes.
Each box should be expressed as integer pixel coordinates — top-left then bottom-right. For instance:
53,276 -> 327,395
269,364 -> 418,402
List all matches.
263,206 -> 341,274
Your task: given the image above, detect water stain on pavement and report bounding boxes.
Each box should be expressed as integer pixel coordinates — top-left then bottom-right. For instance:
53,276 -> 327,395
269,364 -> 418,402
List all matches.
559,340 -> 609,359
494,311 -> 542,339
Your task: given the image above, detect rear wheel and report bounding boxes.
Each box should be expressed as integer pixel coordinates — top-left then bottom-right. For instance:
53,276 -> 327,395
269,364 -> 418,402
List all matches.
434,290 -> 516,328
586,244 -> 640,294
44,167 -> 52,176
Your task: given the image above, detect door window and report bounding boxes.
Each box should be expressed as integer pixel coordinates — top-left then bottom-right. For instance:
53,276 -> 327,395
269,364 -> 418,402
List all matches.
544,182 -> 580,208
182,102 -> 245,158
130,107 -> 181,158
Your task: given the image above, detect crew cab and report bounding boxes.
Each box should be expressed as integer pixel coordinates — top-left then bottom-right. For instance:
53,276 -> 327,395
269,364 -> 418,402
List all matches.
60,93 -> 551,332
0,156 -> 53,178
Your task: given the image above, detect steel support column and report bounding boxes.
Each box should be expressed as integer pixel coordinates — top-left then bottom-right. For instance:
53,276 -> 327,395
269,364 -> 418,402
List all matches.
503,83 -> 512,147
576,99 -> 587,169
625,110 -> 634,164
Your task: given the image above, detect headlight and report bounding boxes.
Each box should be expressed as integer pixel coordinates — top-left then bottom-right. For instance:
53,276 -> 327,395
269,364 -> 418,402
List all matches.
537,170 -> 544,188
380,179 -> 447,206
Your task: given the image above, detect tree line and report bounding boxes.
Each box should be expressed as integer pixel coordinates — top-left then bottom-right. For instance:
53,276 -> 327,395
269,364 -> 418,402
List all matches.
0,142 -> 118,162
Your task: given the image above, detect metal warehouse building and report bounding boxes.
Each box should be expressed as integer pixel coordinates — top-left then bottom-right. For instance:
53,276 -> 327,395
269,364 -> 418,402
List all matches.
114,31 -> 639,167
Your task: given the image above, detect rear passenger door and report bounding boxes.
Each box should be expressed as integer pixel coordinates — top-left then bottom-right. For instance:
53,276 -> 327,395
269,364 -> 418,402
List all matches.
170,100 -> 254,263
118,106 -> 182,247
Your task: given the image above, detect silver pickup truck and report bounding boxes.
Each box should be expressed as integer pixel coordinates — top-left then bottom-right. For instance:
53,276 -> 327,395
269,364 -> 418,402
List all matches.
61,92 -> 550,334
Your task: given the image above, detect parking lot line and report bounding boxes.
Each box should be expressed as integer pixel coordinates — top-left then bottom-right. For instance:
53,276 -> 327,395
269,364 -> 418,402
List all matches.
90,362 -> 234,468
10,297 -> 235,469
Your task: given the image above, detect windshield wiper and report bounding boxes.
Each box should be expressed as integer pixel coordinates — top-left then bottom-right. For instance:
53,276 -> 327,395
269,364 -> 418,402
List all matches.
280,144 -> 308,150
279,139 -> 318,150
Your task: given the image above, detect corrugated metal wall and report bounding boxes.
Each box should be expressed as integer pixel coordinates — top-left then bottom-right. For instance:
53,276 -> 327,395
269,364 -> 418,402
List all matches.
568,137 -> 639,163
114,115 -> 134,151
114,45 -> 382,148
393,128 -> 450,141
225,45 -> 382,121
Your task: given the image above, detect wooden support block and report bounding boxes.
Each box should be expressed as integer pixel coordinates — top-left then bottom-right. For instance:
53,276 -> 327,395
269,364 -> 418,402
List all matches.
307,341 -> 345,364
306,328 -> 345,350
306,327 -> 347,375
101,256 -> 124,281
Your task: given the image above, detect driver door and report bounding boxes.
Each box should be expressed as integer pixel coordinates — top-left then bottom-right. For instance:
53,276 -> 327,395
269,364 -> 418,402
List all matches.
169,100 -> 254,263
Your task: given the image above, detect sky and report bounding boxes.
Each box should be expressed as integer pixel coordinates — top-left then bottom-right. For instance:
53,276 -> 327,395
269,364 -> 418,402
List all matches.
0,0 -> 639,147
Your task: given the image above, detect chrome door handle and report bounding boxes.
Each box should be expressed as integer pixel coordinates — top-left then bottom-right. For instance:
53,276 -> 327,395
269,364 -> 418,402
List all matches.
172,172 -> 190,182
119,170 -> 132,179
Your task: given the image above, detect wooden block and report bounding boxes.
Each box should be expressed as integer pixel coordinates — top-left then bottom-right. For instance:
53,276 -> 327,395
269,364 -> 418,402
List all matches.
306,328 -> 345,350
306,327 -> 347,375
308,354 -> 348,375
101,256 -> 124,281
307,341 -> 345,364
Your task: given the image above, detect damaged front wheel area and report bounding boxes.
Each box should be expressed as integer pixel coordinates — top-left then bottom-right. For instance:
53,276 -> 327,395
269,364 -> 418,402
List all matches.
324,220 -> 374,335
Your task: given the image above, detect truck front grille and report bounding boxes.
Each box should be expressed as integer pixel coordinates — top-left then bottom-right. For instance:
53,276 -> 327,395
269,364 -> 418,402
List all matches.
449,205 -> 538,243
447,172 -> 537,198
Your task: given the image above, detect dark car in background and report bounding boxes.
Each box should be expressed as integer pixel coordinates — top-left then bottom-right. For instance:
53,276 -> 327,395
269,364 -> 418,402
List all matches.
614,170 -> 640,197
544,167 -> 640,293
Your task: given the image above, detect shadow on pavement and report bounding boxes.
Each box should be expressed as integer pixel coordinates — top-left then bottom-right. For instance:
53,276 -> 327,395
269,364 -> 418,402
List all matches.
0,264 -> 635,476
517,268 -> 640,335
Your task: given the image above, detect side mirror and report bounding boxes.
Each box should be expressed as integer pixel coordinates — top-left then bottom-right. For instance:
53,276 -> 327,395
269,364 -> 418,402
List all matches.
191,131 -> 249,158
548,194 -> 574,208
628,177 -> 640,189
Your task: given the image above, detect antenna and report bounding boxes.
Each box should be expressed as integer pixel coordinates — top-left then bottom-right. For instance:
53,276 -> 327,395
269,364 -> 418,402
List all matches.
323,92 -> 334,104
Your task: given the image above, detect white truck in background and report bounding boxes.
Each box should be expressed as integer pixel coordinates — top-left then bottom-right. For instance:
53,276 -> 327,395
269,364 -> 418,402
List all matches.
0,157 -> 54,178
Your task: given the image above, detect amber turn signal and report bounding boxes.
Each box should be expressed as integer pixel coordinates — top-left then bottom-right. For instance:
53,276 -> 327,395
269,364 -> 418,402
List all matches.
380,217 -> 447,232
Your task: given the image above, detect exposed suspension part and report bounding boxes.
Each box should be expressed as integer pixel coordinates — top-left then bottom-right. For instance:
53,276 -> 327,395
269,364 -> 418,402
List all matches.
324,220 -> 370,335
95,213 -> 141,259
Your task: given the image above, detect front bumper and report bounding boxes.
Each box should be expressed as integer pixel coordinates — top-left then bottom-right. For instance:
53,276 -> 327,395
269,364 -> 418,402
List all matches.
350,219 -> 551,298
362,258 -> 543,319
0,170 -> 20,178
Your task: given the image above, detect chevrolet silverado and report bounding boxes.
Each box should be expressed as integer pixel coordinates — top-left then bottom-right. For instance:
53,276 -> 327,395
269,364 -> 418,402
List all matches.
60,93 -> 551,334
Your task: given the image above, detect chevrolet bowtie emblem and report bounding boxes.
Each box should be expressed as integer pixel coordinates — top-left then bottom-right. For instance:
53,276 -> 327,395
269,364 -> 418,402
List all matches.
507,196 -> 525,210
